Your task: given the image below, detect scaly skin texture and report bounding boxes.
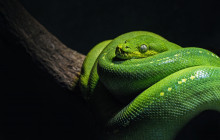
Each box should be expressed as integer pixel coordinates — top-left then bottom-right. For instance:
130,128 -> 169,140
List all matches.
80,31 -> 220,140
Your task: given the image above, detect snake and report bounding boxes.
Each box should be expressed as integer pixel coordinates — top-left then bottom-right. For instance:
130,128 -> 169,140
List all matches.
79,31 -> 220,140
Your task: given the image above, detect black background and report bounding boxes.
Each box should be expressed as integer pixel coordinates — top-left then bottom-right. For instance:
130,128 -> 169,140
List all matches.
2,0 -> 220,139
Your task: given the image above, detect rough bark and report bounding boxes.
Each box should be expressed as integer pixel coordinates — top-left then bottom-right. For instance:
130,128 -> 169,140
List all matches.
0,0 -> 85,90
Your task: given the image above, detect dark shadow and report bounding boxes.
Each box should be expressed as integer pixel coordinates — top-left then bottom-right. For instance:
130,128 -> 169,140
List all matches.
175,110 -> 220,140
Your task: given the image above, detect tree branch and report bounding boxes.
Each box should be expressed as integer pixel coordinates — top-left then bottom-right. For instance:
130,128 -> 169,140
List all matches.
0,0 -> 85,90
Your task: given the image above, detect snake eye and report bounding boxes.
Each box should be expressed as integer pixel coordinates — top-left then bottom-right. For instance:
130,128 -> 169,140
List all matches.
140,44 -> 148,53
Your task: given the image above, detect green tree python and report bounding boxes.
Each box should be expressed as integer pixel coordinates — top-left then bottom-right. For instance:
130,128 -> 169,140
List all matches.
79,31 -> 220,140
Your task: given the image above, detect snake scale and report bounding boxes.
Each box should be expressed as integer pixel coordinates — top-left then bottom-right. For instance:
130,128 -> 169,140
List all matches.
80,31 -> 220,140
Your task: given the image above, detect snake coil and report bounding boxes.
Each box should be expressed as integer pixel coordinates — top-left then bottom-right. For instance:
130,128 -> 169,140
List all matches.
80,31 -> 220,140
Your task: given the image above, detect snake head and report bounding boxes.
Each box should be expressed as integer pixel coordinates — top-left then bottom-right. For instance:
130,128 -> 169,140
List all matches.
115,36 -> 162,59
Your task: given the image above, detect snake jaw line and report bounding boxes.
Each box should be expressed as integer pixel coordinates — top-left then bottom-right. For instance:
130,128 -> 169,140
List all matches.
115,45 -> 159,60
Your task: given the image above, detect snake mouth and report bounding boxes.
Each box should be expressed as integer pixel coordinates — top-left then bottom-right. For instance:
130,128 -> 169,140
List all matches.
115,46 -> 136,59
115,45 -> 159,60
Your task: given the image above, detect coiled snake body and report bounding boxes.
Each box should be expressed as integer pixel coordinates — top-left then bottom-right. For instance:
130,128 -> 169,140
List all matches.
80,31 -> 220,140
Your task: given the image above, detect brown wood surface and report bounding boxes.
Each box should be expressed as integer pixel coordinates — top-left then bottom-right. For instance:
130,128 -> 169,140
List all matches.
0,0 -> 85,91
